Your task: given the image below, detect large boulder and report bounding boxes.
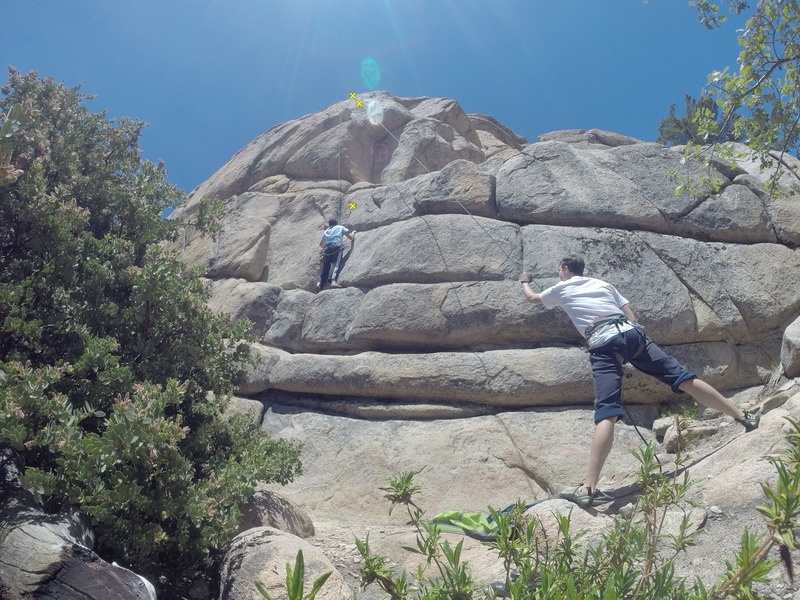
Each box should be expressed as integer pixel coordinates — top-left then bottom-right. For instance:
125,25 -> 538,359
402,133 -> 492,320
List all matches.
208,279 -> 283,336
238,490 -> 315,538
782,316 -> 800,378
170,93 -> 800,524
345,158 -> 497,233
219,527 -> 351,600
339,213 -> 520,287
172,95 -> 800,379
164,95 -> 800,599
0,448 -> 155,600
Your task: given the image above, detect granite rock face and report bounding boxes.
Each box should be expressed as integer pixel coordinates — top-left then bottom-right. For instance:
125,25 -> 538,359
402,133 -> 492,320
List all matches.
219,527 -> 352,600
170,93 -> 800,599
171,93 -> 800,412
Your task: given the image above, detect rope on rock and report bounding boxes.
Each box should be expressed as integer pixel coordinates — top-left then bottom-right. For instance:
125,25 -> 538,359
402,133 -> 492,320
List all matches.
335,108 -> 344,223
330,98 -> 542,289
375,120 -> 544,291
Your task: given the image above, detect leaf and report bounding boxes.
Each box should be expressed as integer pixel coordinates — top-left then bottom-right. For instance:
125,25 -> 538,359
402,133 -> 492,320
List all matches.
288,550 -> 304,599
253,580 -> 274,600
306,571 -> 332,600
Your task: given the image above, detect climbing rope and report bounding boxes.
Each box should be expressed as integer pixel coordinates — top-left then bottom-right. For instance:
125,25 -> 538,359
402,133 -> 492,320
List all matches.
335,108 -> 344,223
374,120 -> 545,290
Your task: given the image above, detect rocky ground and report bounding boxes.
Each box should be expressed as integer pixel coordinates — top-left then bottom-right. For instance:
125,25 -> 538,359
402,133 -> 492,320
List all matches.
309,507 -> 800,600
299,384 -> 800,600
308,496 -> 800,600
309,522 -> 405,600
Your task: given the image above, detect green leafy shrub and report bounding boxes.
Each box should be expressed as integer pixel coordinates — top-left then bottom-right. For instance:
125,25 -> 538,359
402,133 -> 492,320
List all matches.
668,0 -> 800,198
0,68 -> 302,596
357,420 -> 800,599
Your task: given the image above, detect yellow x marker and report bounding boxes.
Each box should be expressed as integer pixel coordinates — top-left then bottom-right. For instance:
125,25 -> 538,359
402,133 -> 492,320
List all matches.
355,99 -> 363,107
349,92 -> 357,100
349,202 -> 357,210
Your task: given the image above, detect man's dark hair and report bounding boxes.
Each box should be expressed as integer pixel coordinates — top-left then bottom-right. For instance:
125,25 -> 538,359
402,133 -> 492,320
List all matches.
328,219 -> 338,227
560,254 -> 585,276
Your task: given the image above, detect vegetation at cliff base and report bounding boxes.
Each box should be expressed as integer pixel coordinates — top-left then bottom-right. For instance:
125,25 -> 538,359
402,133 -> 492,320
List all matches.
351,421 -> 800,599
0,68 -> 302,594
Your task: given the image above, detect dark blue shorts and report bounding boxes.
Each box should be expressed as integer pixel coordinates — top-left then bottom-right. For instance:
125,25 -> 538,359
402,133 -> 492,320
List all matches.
588,327 -> 696,424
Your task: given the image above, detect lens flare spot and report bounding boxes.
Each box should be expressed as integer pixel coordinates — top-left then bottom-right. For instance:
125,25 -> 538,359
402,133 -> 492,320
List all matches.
360,57 -> 382,90
366,99 -> 384,126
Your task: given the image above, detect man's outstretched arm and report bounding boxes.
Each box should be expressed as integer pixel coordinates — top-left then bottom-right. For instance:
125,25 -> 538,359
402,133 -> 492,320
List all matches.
521,281 -> 542,304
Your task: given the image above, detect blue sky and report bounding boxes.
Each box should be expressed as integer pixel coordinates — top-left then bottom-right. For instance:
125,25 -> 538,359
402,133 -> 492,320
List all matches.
3,1 -> 746,195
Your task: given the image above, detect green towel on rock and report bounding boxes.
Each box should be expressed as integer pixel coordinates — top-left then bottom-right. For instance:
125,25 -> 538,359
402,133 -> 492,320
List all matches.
430,510 -> 497,540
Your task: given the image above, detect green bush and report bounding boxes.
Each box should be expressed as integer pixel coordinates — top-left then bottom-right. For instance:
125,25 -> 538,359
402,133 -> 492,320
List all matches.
358,418 -> 800,599
0,68 -> 302,595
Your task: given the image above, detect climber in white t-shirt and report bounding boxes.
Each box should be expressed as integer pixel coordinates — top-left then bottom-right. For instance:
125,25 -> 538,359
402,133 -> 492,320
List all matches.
520,253 -> 760,508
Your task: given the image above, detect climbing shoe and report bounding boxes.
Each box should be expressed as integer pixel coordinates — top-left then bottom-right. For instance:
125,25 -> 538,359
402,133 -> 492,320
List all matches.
740,410 -> 760,432
488,570 -> 539,597
558,485 -> 614,509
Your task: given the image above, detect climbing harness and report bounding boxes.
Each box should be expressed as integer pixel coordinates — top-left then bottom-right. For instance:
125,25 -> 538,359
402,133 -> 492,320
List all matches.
585,317 -> 656,458
584,313 -> 630,341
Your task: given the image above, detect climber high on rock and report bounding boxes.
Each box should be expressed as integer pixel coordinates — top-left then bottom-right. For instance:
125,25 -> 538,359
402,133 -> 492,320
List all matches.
318,218 -> 356,290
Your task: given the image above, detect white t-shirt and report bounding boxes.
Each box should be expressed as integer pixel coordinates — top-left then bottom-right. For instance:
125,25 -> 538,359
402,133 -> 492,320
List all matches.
322,225 -> 349,246
539,276 -> 632,344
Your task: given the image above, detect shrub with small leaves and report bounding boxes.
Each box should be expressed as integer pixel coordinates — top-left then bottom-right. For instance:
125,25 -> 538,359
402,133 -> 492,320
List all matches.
0,68 -> 302,597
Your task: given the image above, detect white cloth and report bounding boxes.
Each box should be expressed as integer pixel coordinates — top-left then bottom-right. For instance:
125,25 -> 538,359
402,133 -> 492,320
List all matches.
539,276 -> 631,341
322,225 -> 349,246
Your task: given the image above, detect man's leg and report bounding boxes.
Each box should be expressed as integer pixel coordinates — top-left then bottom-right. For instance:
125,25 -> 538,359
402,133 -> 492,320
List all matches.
559,346 -> 624,507
319,253 -> 333,288
678,378 -> 745,420
584,417 -> 617,492
584,348 -> 625,493
330,247 -> 344,285
628,330 -> 751,425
